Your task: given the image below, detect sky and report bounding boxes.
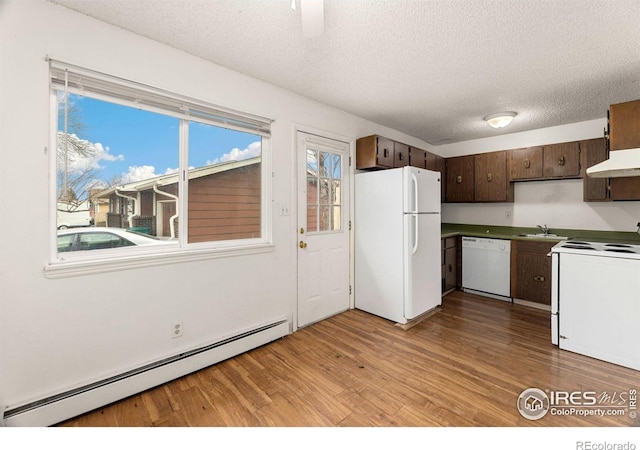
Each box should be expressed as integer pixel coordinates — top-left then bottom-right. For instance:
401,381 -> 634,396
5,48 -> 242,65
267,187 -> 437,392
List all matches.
58,93 -> 261,190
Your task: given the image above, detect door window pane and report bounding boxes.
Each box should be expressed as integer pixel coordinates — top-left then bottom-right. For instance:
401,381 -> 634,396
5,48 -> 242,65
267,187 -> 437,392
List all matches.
307,206 -> 318,232
319,206 -> 331,231
306,149 -> 342,233
307,149 -> 319,231
332,154 -> 341,178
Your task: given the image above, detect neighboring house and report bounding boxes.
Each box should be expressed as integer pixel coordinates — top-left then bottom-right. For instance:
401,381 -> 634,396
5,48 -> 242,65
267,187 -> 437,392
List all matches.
95,157 -> 261,242
89,188 -> 110,227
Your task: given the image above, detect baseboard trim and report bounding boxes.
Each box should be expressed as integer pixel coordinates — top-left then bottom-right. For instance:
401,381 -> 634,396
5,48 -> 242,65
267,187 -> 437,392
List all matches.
4,319 -> 290,427
396,306 -> 441,331
513,298 -> 551,312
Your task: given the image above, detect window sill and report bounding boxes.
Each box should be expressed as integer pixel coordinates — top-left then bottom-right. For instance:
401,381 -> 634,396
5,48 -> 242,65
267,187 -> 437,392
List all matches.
44,243 -> 275,279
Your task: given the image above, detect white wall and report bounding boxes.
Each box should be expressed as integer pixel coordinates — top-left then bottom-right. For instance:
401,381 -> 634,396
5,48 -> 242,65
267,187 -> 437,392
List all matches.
0,0 -> 436,414
439,120 -> 640,231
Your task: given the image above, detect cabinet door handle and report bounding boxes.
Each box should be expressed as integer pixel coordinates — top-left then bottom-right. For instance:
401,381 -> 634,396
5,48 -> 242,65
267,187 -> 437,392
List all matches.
398,152 -> 404,161
456,175 -> 462,184
448,264 -> 453,273
487,173 -> 493,182
558,156 -> 565,165
534,275 -> 545,282
524,159 -> 531,168
383,148 -> 389,158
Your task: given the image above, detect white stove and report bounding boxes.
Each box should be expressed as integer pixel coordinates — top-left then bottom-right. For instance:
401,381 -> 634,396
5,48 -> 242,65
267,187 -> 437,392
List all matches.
551,239 -> 640,371
552,240 -> 640,259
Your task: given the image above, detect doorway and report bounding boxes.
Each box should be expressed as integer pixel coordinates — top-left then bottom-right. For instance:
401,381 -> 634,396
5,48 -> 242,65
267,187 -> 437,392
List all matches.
297,131 -> 351,328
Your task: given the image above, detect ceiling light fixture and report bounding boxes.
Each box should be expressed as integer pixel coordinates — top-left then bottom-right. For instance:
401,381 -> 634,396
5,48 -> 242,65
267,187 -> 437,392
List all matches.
484,112 -> 517,129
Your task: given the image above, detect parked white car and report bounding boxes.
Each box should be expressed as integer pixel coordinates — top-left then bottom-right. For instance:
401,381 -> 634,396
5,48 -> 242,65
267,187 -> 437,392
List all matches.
57,227 -> 175,252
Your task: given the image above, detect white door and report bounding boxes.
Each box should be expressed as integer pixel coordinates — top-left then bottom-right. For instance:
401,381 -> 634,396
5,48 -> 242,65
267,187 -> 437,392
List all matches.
297,131 -> 350,328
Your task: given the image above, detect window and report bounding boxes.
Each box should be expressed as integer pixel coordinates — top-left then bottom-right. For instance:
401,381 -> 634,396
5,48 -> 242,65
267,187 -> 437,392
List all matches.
50,60 -> 271,263
306,148 -> 342,232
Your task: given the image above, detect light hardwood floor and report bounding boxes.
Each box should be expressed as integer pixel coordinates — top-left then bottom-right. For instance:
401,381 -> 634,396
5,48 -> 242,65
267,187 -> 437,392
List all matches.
58,291 -> 639,427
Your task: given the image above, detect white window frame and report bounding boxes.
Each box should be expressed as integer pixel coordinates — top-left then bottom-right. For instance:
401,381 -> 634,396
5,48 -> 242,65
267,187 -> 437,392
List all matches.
45,59 -> 273,278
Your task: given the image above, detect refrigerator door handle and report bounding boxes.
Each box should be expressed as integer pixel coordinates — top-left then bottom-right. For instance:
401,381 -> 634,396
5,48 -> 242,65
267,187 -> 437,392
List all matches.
412,214 -> 419,254
411,172 -> 419,213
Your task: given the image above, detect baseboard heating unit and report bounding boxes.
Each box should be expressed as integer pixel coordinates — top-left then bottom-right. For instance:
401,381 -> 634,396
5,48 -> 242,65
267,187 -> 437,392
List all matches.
2,318 -> 290,427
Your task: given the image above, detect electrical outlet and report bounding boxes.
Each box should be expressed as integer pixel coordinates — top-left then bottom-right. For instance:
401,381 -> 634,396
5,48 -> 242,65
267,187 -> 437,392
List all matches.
505,210 -> 512,220
171,321 -> 183,339
280,204 -> 289,216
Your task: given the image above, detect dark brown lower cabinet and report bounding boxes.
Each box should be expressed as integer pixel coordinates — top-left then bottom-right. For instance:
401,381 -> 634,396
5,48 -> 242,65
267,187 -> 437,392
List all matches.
442,237 -> 457,294
511,240 -> 554,306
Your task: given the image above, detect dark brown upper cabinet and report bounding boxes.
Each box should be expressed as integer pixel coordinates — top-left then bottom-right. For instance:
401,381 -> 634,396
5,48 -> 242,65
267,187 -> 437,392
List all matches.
608,99 -> 640,201
445,155 -> 475,203
582,138 -> 609,202
394,142 -> 409,167
356,135 -> 395,169
609,99 -> 640,151
427,152 -> 447,202
509,147 -> 543,181
542,141 -> 581,178
409,147 -> 427,169
474,151 -> 513,202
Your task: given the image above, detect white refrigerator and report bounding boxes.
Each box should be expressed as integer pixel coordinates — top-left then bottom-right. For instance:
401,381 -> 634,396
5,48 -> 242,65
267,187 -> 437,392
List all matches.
355,166 -> 442,324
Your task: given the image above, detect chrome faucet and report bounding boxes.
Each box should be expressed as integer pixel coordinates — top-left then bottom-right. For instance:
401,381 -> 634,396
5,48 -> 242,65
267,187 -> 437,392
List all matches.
537,224 -> 550,235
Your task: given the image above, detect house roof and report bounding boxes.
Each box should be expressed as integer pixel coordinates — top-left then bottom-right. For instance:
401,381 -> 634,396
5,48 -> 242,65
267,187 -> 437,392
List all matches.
95,157 -> 260,197
50,0 -> 640,147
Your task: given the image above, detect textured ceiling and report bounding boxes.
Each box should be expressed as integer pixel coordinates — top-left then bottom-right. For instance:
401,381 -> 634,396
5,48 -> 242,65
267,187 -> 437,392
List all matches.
49,0 -> 640,145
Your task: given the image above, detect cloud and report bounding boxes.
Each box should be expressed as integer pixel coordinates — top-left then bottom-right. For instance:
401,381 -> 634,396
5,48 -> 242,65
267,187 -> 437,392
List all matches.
120,166 -> 183,183
208,141 -> 261,165
58,132 -> 124,174
96,143 -> 124,162
122,165 -> 158,183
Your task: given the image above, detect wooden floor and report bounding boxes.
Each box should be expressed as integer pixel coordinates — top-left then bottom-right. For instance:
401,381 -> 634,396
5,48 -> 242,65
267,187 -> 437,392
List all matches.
58,291 -> 639,427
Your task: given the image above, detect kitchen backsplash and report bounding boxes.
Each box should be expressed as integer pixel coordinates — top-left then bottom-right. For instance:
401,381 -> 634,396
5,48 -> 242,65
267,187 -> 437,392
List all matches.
442,179 -> 640,232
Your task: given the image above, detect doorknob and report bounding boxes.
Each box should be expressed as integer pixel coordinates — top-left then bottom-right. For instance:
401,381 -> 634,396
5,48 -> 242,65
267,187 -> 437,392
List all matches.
299,241 -> 308,249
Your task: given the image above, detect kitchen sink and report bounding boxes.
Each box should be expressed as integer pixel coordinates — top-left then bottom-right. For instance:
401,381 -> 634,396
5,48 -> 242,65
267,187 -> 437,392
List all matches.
517,233 -> 568,239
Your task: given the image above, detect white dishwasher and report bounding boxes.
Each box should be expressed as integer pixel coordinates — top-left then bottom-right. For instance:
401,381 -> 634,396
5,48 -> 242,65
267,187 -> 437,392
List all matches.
462,237 -> 511,301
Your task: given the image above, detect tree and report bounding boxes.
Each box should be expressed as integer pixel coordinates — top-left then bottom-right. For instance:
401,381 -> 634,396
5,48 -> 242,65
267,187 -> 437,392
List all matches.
56,95 -> 121,211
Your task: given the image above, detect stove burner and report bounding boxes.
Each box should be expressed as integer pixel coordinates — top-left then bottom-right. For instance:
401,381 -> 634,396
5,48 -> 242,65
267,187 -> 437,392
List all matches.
555,240 -> 640,259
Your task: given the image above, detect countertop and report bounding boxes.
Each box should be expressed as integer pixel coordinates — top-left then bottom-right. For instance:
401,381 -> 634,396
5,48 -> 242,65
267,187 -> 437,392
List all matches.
441,223 -> 640,245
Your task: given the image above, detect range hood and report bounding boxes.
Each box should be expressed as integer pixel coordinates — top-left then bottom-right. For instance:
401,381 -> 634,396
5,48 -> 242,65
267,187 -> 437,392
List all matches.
586,148 -> 640,178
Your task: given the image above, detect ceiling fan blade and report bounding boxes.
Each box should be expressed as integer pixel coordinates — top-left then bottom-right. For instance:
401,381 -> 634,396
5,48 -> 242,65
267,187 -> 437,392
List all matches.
301,0 -> 324,38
